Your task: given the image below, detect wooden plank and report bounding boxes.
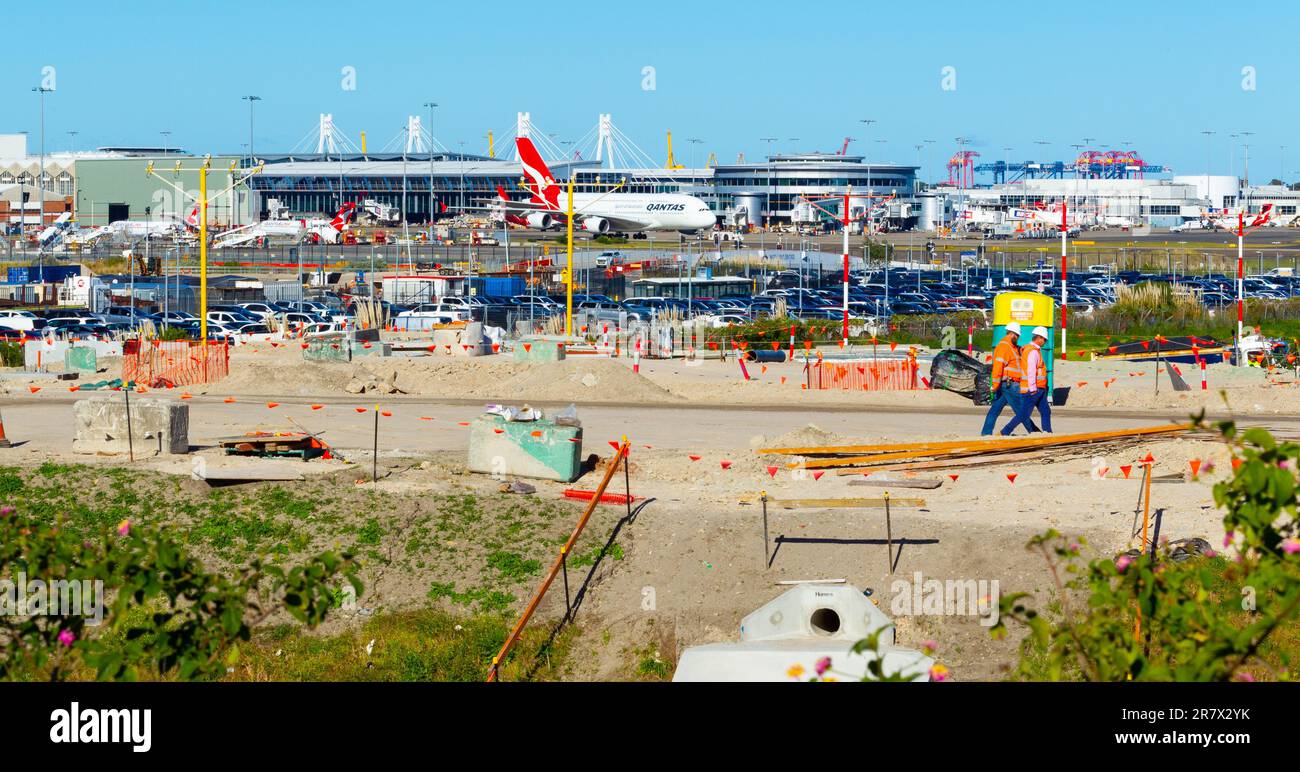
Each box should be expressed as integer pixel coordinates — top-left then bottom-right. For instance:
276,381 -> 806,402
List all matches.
834,450 -> 1047,476
797,446 -> 980,470
848,477 -> 944,489
758,423 -> 1191,457
740,496 -> 925,508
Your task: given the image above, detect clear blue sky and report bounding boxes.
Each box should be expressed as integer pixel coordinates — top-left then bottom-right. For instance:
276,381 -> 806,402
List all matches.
6,0 -> 1297,183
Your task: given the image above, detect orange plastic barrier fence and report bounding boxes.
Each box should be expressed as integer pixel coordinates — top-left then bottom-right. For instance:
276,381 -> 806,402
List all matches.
123,340 -> 230,388
809,357 -> 918,391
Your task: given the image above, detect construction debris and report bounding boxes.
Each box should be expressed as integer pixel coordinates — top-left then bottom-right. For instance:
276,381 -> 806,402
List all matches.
218,432 -> 331,461
759,424 -> 1194,474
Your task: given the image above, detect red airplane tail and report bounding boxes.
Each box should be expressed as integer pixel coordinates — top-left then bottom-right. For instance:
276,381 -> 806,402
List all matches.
331,202 -> 358,232
516,137 -> 561,211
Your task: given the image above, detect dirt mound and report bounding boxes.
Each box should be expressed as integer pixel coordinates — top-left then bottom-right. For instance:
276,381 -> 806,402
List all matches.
749,423 -> 846,451
485,359 -> 681,403
208,358 -> 355,396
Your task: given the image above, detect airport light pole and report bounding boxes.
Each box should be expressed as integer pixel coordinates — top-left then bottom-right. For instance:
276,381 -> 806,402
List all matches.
242,96 -> 261,163
160,130 -> 171,156
761,137 -> 777,228
687,138 -> 702,170
33,86 -> 52,272
424,102 -> 438,230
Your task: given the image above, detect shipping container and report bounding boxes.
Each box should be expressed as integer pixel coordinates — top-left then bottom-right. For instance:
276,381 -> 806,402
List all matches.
469,276 -> 525,298
8,265 -> 81,285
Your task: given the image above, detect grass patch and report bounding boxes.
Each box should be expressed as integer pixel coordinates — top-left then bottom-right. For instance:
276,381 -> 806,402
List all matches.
231,608 -> 574,682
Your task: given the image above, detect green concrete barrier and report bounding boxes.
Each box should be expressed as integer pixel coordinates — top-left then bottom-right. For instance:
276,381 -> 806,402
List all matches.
304,336 -> 351,363
467,414 -> 583,482
64,346 -> 98,374
513,338 -> 568,363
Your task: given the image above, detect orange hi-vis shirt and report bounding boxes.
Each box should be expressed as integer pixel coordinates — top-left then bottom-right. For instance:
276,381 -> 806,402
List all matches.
1019,342 -> 1048,394
991,337 -> 1023,390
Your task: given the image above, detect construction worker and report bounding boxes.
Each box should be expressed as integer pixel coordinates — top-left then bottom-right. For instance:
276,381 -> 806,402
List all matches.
981,322 -> 1037,435
1003,325 -> 1052,435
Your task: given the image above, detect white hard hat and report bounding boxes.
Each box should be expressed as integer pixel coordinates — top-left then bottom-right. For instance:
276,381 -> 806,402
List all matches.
1031,325 -> 1049,339
1005,322 -> 1022,335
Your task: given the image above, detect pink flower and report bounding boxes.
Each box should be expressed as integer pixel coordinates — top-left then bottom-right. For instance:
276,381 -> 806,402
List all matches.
1280,459 -> 1294,470
1204,549 -> 1217,558
928,664 -> 950,682
814,656 -> 832,676
116,519 -> 130,536
1282,539 -> 1300,555
58,629 -> 75,647
1116,555 -> 1132,573
0,505 -> 13,515
1233,672 -> 1255,682
1224,531 -> 1235,547
921,640 -> 938,655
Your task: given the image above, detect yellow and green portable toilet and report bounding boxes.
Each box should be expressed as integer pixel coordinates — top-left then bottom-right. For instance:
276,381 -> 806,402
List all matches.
992,291 -> 1055,395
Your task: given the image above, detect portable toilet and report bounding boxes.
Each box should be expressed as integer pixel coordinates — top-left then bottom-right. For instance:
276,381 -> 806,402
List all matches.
991,291 -> 1055,396
672,584 -> 934,682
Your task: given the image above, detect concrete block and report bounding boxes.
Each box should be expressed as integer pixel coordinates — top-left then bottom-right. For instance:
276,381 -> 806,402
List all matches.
64,346 -> 98,374
304,334 -> 351,363
513,337 -> 567,363
72,397 -> 189,457
350,341 -> 391,358
25,339 -> 122,370
467,414 -> 582,482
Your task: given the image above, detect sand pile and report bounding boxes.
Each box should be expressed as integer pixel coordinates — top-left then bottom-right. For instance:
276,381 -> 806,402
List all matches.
484,359 -> 681,403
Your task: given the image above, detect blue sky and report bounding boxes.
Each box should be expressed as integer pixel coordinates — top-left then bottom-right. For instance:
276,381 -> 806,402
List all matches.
6,0 -> 1297,182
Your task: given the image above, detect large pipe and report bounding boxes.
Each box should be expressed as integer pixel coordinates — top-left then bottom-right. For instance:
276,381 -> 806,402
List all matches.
745,349 -> 787,363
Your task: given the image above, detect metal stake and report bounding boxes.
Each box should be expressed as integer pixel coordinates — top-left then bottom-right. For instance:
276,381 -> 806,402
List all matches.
884,491 -> 893,575
761,491 -> 770,569
124,382 -> 134,462
561,546 -> 572,622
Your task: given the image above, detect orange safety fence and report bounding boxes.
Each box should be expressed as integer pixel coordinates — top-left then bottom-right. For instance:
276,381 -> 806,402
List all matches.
123,340 -> 230,388
807,357 -> 919,391
486,440 -> 632,682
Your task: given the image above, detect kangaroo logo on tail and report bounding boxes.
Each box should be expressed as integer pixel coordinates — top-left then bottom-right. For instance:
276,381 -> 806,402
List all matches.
331,202 -> 358,232
516,137 -> 561,211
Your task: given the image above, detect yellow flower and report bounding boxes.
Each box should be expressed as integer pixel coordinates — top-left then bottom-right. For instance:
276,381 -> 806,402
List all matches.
786,664 -> 805,679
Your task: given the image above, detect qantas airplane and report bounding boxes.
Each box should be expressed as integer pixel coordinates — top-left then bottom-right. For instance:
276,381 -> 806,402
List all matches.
490,137 -> 716,234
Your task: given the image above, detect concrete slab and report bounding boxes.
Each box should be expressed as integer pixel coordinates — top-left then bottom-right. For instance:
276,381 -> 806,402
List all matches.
72,396 -> 189,457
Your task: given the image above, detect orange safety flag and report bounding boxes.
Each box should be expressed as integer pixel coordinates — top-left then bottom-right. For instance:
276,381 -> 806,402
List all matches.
380,411 -> 392,417
720,460 -> 732,469
355,407 -> 367,413
28,386 -> 40,393
420,416 -> 433,420
224,397 -> 236,403
812,471 -> 824,481
311,404 -> 324,410
1120,465 -> 1132,479
1006,473 -> 1018,484
948,474 -> 959,482
766,466 -> 778,478
266,402 -> 279,409
688,455 -> 701,461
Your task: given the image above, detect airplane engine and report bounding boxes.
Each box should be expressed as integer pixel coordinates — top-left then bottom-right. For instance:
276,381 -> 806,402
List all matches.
525,212 -> 554,230
581,216 -> 609,234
